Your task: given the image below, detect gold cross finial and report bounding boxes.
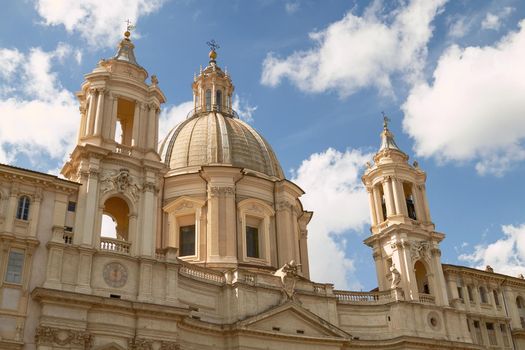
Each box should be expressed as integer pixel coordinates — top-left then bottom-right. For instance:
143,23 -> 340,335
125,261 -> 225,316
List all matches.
124,19 -> 135,39
382,111 -> 390,129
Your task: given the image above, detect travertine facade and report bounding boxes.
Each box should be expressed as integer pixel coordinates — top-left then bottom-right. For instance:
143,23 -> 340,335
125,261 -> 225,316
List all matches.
1,31 -> 524,350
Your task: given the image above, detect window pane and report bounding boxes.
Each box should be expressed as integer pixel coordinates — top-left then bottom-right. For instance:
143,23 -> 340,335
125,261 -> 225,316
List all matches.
68,201 -> 76,212
216,90 -> 222,111
205,90 -> 211,111
179,225 -> 196,256
246,226 -> 259,258
5,250 -> 24,284
16,196 -> 30,220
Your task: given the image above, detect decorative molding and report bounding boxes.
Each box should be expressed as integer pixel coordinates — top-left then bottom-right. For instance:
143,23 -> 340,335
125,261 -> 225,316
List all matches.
209,186 -> 235,197
35,326 -> 93,349
100,169 -> 140,202
410,240 -> 431,261
274,260 -> 301,302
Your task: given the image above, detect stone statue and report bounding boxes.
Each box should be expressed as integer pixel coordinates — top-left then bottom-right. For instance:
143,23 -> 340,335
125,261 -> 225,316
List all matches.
390,263 -> 401,288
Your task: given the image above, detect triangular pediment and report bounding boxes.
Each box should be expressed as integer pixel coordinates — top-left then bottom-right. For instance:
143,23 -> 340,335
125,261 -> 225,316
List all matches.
237,301 -> 351,339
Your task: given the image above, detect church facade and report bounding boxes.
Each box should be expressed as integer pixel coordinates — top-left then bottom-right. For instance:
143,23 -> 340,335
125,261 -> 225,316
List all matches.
0,31 -> 525,350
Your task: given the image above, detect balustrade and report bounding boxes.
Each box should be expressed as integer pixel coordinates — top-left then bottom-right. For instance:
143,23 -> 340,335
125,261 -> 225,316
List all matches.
100,237 -> 131,254
334,289 -> 397,304
179,264 -> 225,284
418,293 -> 436,304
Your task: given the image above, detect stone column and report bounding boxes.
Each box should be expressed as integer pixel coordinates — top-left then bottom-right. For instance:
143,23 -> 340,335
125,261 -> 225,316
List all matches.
75,247 -> 93,294
276,199 -> 294,265
93,88 -> 105,136
299,230 -> 309,279
81,168 -> 99,246
372,186 -> 383,223
131,102 -> 140,147
420,184 -> 432,222
146,104 -> 156,150
381,178 -> 395,218
138,260 -> 154,302
411,185 -> 425,222
28,189 -> 42,237
367,187 -> 378,226
4,185 -> 19,232
141,180 -> 157,257
85,89 -> 98,136
77,105 -> 87,142
104,93 -> 118,141
373,251 -> 385,291
393,179 -> 408,216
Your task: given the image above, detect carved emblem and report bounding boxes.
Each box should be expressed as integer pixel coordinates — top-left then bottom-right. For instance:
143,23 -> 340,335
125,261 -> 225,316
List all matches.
410,240 -> 430,261
209,186 -> 235,197
35,326 -> 93,349
103,262 -> 128,288
274,260 -> 301,302
100,169 -> 140,202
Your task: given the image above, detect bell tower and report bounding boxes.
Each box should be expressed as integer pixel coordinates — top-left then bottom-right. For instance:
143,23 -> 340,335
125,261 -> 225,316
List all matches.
362,116 -> 448,306
60,28 -> 166,295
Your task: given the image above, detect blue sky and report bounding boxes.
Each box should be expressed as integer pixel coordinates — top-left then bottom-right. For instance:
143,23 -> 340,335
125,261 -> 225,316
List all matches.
1,0 -> 525,290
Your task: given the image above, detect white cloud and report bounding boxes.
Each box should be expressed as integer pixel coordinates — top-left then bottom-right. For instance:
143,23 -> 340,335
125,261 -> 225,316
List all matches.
0,45 -> 79,166
158,100 -> 194,141
0,49 -> 23,81
481,7 -> 514,31
459,223 -> 525,277
291,148 -> 372,289
35,0 -> 166,48
402,20 -> 525,176
285,2 -> 300,14
261,0 -> 446,97
232,94 -> 257,123
448,16 -> 473,39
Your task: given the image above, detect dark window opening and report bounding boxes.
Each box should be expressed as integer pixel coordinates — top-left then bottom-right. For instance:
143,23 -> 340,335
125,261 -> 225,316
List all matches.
406,196 -> 417,220
179,225 -> 196,256
246,226 -> 259,258
67,201 -> 77,212
205,89 -> 211,111
216,90 -> 222,111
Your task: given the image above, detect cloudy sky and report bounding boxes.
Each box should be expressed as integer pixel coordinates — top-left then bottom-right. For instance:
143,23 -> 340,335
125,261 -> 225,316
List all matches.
1,0 -> 524,290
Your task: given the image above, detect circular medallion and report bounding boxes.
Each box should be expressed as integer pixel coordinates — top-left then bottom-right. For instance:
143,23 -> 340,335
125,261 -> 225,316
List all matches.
103,262 -> 128,288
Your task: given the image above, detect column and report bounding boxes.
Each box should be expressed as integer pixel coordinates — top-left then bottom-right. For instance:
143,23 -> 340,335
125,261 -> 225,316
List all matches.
93,88 -> 105,136
81,168 -> 99,246
393,179 -> 408,216
299,230 -> 310,279
109,94 -> 119,142
367,188 -> 378,226
412,185 -> 425,222
85,90 -> 97,136
420,184 -> 432,222
373,251 -> 385,290
146,104 -> 156,150
28,190 -> 42,237
207,185 -> 220,259
372,186 -> 383,223
141,180 -> 156,257
154,108 -> 160,150
131,102 -> 140,147
4,186 -> 19,232
381,178 -> 395,218
77,105 -> 87,142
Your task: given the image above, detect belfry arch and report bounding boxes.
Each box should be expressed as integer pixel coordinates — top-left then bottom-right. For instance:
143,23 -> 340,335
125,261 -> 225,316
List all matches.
101,197 -> 130,241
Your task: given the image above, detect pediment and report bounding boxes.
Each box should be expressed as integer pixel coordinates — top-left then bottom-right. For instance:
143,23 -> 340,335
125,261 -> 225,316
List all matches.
237,302 -> 351,339
163,195 -> 205,214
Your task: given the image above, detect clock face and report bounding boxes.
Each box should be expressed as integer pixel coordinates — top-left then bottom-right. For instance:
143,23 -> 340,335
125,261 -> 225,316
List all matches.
103,262 -> 128,288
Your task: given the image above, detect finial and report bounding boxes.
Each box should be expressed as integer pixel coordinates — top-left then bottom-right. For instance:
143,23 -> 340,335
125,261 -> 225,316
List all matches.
382,111 -> 390,129
206,39 -> 220,62
124,19 -> 135,39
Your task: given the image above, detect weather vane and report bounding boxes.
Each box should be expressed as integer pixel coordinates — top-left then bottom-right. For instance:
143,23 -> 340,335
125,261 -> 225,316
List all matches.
382,111 -> 390,129
206,39 -> 220,52
125,19 -> 136,32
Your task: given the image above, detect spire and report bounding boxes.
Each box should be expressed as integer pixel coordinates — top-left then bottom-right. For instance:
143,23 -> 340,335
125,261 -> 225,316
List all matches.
113,21 -> 140,66
379,112 -> 401,152
206,39 -> 220,65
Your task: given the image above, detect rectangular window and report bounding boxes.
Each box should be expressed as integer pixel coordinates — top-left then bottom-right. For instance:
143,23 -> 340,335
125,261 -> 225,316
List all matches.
67,201 -> 76,212
5,249 -> 24,284
246,226 -> 259,258
467,286 -> 474,302
457,286 -> 463,300
179,225 -> 196,256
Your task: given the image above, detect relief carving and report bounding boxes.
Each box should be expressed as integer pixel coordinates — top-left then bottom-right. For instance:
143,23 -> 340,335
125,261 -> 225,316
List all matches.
209,186 -> 235,197
410,240 -> 430,261
35,326 -> 93,349
100,169 -> 140,202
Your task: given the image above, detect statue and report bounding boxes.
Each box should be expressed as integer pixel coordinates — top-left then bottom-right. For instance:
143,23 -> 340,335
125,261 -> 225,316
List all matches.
274,260 -> 301,302
390,263 -> 401,288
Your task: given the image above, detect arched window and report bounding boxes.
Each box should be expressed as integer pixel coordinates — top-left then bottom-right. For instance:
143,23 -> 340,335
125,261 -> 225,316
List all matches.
205,89 -> 211,111
414,260 -> 430,294
216,90 -> 222,111
16,196 -> 30,220
101,197 -> 129,241
403,183 -> 417,220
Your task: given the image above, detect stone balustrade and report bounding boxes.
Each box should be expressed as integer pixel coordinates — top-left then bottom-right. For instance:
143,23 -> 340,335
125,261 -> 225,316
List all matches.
179,264 -> 225,284
418,293 -> 436,304
334,289 -> 398,304
100,237 -> 131,254
115,144 -> 132,156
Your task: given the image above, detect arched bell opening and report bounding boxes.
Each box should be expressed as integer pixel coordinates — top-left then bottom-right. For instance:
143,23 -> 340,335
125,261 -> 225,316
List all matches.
414,260 -> 431,295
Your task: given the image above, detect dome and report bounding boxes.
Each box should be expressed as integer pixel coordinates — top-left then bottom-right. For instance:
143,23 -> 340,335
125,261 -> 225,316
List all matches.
160,111 -> 284,179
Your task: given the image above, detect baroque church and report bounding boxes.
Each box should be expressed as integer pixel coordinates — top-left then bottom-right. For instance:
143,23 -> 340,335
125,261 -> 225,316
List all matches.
1,30 -> 525,350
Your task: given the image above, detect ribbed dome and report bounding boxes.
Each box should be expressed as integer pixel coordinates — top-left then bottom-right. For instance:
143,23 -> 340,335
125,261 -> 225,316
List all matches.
160,112 -> 284,179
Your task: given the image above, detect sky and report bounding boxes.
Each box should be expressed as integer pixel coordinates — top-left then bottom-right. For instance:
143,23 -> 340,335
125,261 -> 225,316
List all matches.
0,0 -> 525,290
